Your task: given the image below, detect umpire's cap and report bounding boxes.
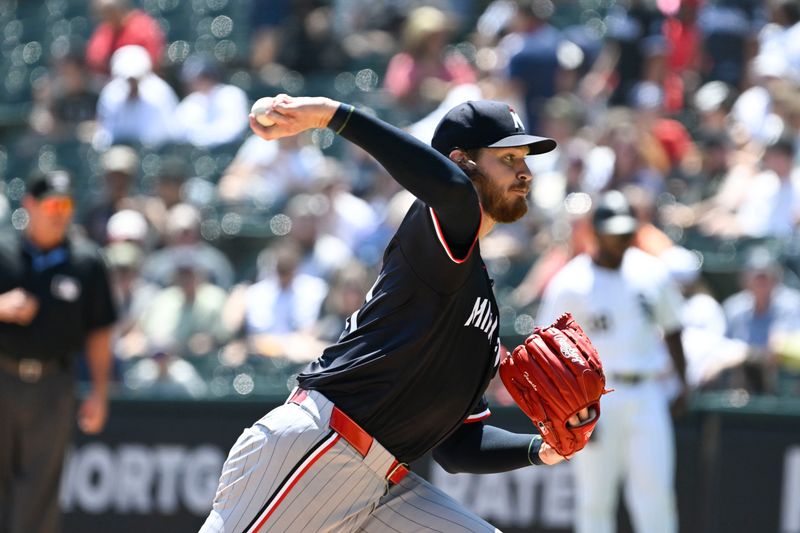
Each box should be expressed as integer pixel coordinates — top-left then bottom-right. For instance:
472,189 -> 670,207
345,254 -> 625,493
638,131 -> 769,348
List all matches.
27,169 -> 73,199
592,190 -> 638,235
431,101 -> 557,156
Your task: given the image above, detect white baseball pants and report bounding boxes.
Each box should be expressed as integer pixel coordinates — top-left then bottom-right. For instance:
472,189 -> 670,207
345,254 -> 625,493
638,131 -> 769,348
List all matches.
571,379 -> 677,533
199,389 -> 499,532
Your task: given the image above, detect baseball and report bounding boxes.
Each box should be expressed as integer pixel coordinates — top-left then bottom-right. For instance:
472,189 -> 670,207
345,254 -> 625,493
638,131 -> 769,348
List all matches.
251,97 -> 276,127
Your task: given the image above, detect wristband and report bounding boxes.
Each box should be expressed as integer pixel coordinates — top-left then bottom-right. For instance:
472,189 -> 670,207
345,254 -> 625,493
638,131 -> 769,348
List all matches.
528,435 -> 544,465
328,103 -> 355,134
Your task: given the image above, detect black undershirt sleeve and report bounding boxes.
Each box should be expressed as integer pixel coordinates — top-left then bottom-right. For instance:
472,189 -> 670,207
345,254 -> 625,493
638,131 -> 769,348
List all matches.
329,103 -> 481,251
432,422 -> 544,474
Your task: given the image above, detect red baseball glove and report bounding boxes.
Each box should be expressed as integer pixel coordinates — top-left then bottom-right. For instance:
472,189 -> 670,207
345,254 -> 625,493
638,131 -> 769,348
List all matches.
499,312 -> 611,457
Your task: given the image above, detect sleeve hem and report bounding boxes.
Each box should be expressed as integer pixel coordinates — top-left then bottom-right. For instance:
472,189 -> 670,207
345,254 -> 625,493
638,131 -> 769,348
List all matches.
464,408 -> 491,423
528,435 -> 544,465
328,103 -> 354,134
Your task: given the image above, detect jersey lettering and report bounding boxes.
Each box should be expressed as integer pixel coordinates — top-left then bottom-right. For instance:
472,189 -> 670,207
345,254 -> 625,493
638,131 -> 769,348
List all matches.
484,316 -> 498,341
464,297 -> 488,327
480,307 -> 493,330
464,297 -> 498,341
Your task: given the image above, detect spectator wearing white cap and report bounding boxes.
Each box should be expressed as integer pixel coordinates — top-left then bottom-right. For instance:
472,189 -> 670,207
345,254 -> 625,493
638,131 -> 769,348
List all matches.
95,45 -> 178,148
81,144 -> 139,245
173,55 -> 249,147
106,208 -> 149,244
103,241 -> 159,361
692,81 -> 737,138
730,53 -> 795,147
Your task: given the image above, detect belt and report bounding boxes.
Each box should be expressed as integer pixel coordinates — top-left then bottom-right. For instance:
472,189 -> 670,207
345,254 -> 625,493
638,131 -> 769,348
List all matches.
0,355 -> 63,383
289,389 -> 409,485
609,373 -> 651,385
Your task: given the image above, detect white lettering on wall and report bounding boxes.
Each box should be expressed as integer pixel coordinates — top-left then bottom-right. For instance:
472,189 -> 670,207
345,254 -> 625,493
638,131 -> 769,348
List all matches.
781,446 -> 800,533
60,443 -> 225,515
117,445 -> 154,512
183,446 -> 225,514
430,461 -> 574,528
155,446 -> 184,513
510,466 -> 541,525
71,443 -> 116,513
540,461 -> 573,527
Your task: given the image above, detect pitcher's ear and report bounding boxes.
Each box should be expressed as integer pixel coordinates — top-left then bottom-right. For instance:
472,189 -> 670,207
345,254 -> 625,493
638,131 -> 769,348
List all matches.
448,149 -> 478,172
448,148 -> 467,162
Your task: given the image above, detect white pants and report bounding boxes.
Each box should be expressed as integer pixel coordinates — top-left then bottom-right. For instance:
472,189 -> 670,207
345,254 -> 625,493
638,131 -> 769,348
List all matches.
200,389 -> 499,532
572,379 -> 677,533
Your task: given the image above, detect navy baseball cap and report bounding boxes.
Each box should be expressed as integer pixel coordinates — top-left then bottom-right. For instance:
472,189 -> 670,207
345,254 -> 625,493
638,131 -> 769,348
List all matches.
431,100 -> 557,156
592,190 -> 638,235
27,169 -> 73,199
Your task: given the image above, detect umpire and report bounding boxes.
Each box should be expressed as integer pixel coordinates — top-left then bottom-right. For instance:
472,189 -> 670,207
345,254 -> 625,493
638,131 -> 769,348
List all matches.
0,170 -> 117,533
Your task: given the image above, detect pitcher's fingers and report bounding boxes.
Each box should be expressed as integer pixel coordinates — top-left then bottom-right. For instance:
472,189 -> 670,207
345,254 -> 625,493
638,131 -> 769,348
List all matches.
262,106 -> 293,124
271,100 -> 303,119
249,115 -> 281,139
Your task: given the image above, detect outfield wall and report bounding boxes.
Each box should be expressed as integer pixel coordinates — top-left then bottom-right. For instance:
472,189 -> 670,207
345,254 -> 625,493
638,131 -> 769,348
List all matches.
60,394 -> 800,533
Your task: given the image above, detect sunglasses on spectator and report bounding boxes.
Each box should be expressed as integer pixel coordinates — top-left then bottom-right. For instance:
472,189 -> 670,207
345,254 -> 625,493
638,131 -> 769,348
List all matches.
39,196 -> 74,216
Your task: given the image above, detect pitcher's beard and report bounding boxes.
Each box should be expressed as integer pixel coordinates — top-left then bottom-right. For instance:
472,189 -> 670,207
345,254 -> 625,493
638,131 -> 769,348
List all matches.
467,168 -> 529,223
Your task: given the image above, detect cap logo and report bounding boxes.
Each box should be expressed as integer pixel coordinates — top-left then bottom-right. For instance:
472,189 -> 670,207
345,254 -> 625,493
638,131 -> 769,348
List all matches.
509,106 -> 525,132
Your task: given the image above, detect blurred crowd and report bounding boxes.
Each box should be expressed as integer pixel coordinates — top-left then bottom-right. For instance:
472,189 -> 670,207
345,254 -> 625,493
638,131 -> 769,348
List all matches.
2,0 -> 800,399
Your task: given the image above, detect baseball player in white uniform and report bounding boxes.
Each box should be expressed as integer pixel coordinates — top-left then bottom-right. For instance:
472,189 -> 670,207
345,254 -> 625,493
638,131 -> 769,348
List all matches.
537,190 -> 688,533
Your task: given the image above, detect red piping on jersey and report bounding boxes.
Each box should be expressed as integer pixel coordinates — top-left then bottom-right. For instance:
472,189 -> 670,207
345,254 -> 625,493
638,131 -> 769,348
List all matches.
428,207 -> 481,264
464,408 -> 491,423
249,432 -> 341,532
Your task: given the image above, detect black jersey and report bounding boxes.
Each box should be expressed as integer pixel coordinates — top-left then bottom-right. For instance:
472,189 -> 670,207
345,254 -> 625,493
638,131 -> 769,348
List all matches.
298,200 -> 501,463
0,232 -> 117,361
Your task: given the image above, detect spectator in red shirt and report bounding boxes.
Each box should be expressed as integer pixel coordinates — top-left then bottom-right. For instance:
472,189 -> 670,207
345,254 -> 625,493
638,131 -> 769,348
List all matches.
661,0 -> 703,112
86,0 -> 165,75
631,81 -> 697,176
